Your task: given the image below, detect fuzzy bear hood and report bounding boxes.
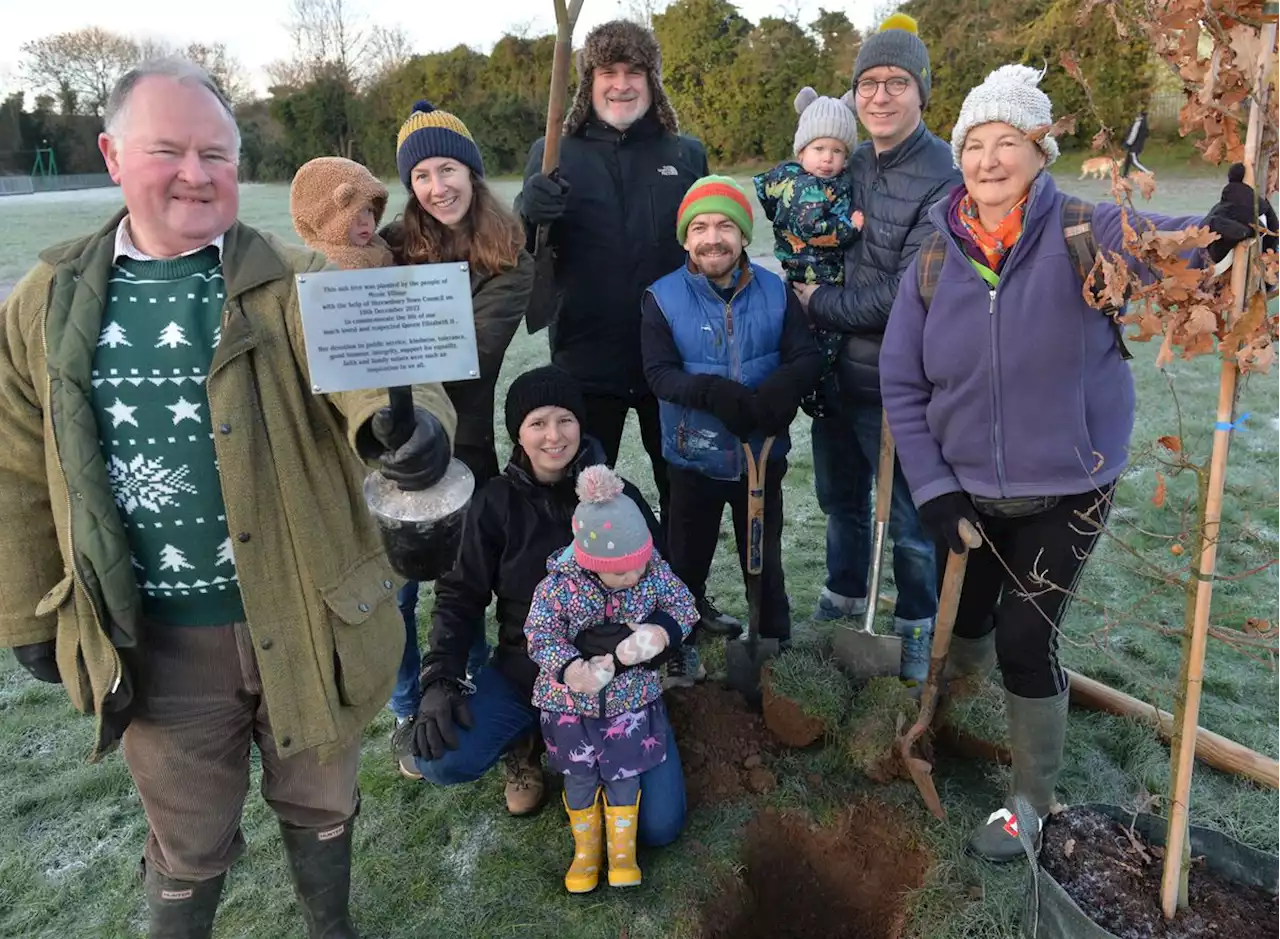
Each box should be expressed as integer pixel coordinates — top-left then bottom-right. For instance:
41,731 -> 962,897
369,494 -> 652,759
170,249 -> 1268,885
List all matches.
289,156 -> 395,269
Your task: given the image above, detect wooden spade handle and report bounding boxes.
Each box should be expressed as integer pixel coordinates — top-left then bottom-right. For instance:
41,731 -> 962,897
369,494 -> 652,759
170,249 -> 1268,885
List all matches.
743,437 -> 776,576
914,519 -> 983,730
539,0 -> 585,174
875,410 -> 895,523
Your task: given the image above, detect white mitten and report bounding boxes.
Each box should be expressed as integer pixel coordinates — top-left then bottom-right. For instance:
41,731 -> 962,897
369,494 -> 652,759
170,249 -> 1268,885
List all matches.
615,624 -> 670,666
563,654 -> 616,693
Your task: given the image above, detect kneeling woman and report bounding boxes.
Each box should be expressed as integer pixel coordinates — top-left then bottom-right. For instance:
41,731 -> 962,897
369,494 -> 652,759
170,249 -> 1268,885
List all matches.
396,365 -> 690,848
880,64 -> 1266,862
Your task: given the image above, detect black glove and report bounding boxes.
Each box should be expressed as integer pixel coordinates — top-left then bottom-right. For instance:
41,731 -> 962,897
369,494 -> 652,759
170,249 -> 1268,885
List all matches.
751,374 -> 799,437
573,621 -> 630,661
574,620 -> 680,672
370,406 -> 451,490
520,172 -> 571,225
917,492 -> 981,555
1205,163 -> 1279,263
13,640 -> 60,683
410,678 -> 474,763
704,378 -> 759,440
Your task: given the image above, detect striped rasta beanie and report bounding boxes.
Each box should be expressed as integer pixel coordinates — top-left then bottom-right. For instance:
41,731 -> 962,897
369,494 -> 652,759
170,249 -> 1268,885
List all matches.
676,175 -> 754,244
395,99 -> 484,190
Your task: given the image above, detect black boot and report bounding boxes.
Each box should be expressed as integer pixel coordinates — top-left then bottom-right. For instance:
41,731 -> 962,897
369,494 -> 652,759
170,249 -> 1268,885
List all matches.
279,816 -> 359,938
143,860 -> 225,939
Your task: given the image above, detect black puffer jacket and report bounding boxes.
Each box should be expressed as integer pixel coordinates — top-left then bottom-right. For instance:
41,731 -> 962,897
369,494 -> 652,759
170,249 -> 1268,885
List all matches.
421,438 -> 666,699
807,122 -> 960,404
518,112 -> 709,402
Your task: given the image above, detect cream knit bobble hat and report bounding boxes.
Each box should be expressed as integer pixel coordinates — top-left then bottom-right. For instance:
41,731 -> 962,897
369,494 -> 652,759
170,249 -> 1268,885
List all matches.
949,64 -> 1060,168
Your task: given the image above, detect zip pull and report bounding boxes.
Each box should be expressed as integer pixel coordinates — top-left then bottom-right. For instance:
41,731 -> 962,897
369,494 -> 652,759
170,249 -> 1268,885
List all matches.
988,289 -> 997,315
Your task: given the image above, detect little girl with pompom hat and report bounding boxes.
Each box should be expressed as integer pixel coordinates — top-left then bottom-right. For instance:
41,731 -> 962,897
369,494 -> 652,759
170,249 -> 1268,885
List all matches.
523,464 -> 699,893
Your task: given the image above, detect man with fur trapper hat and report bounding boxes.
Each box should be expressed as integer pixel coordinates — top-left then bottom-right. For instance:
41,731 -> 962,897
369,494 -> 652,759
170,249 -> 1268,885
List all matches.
516,21 -> 739,644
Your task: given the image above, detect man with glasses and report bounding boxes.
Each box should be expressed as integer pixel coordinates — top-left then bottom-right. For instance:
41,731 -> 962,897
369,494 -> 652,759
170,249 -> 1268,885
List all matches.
792,14 -> 960,684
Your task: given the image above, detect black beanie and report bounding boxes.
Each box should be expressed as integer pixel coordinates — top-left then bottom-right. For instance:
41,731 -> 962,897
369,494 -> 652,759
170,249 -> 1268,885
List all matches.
503,365 -> 587,442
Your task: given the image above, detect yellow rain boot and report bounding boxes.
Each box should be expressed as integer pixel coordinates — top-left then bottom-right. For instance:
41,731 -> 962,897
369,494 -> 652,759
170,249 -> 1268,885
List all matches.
563,789 -> 603,894
604,791 -> 642,888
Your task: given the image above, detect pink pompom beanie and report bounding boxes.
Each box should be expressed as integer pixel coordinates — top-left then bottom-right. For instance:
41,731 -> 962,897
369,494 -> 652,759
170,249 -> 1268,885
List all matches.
571,465 -> 654,574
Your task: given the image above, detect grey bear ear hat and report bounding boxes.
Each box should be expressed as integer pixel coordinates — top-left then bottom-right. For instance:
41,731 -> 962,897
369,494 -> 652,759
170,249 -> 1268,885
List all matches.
792,86 -> 858,157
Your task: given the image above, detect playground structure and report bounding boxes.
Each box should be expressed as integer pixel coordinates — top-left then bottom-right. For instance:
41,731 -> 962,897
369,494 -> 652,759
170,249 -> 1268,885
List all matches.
30,141 -> 57,177
0,137 -> 116,196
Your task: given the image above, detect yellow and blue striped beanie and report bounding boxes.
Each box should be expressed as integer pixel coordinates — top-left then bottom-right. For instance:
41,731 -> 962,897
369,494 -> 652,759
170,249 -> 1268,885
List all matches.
396,99 -> 484,189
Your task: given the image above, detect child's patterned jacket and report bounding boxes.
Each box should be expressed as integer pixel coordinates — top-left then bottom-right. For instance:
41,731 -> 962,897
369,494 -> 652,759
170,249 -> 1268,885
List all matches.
524,546 -> 698,719
753,161 -> 859,285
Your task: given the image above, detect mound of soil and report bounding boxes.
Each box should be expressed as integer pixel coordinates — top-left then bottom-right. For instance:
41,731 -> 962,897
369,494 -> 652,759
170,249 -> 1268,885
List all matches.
700,800 -> 932,939
1040,806 -> 1279,939
667,682 -> 778,807
846,719 -> 911,784
935,673 -> 1010,765
761,664 -> 825,748
845,677 -> 919,783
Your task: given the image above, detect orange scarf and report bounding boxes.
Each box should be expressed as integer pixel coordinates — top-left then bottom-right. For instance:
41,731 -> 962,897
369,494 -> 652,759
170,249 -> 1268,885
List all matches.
957,193 -> 1026,272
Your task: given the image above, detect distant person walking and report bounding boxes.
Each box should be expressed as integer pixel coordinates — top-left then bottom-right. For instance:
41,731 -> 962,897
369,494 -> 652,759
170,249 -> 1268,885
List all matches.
1121,109 -> 1150,176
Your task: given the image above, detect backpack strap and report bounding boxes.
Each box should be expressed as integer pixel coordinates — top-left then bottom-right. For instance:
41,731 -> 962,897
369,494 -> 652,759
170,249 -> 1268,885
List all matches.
1061,195 -> 1133,361
916,230 -> 949,311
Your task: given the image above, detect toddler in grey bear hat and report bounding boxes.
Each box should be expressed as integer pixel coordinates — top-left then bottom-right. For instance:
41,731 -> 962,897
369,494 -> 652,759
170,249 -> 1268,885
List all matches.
753,86 -> 863,418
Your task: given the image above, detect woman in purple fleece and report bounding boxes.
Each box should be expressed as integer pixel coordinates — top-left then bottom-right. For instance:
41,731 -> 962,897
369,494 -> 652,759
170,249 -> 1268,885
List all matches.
879,64 -> 1272,863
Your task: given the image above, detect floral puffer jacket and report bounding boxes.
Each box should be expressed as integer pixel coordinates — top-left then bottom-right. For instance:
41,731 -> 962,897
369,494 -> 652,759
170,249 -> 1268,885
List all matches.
524,546 -> 698,718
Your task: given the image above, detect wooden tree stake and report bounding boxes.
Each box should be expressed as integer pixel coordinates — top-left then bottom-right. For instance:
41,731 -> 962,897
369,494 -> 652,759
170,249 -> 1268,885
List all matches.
1159,21 -> 1278,920
523,0 -> 586,335
1066,670 -> 1278,790
542,0 -> 586,176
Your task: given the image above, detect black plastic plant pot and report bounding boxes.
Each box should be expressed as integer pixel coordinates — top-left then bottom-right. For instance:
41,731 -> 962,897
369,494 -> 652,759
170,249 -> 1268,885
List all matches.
1023,802 -> 1278,939
364,458 -> 475,582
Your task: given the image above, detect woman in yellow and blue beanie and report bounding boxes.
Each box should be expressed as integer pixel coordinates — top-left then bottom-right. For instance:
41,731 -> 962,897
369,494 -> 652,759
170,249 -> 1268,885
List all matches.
395,99 -> 485,189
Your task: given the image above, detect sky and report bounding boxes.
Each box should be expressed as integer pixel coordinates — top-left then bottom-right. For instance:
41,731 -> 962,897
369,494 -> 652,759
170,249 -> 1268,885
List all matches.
1,0 -> 884,98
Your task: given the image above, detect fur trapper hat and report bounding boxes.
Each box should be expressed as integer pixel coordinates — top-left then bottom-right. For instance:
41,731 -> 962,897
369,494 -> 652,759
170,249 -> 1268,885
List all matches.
290,156 -> 394,269
563,19 -> 679,136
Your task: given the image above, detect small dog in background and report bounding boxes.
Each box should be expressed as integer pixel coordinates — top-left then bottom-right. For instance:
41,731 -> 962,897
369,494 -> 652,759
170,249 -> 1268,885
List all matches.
1079,156 -> 1117,180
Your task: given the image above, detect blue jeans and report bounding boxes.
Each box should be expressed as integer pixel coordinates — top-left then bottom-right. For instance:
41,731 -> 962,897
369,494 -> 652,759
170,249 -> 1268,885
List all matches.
413,666 -> 688,847
811,401 -> 938,626
389,581 -> 489,720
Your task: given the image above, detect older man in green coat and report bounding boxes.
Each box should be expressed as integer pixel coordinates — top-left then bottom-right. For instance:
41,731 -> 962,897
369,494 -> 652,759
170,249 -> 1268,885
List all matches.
0,59 -> 456,939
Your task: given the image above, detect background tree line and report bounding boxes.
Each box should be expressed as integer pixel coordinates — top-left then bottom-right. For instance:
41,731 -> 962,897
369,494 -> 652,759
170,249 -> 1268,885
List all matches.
0,0 -> 1158,183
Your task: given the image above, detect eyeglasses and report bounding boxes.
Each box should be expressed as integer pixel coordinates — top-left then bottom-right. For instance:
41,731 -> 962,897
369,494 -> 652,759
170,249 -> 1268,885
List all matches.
855,76 -> 913,99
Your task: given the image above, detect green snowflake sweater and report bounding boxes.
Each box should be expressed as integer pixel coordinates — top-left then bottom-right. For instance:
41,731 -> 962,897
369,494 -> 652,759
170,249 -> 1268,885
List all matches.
90,248 -> 246,626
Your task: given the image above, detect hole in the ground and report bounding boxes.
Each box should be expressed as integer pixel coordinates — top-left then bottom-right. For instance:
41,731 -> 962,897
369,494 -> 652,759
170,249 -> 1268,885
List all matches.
700,800 -> 932,939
